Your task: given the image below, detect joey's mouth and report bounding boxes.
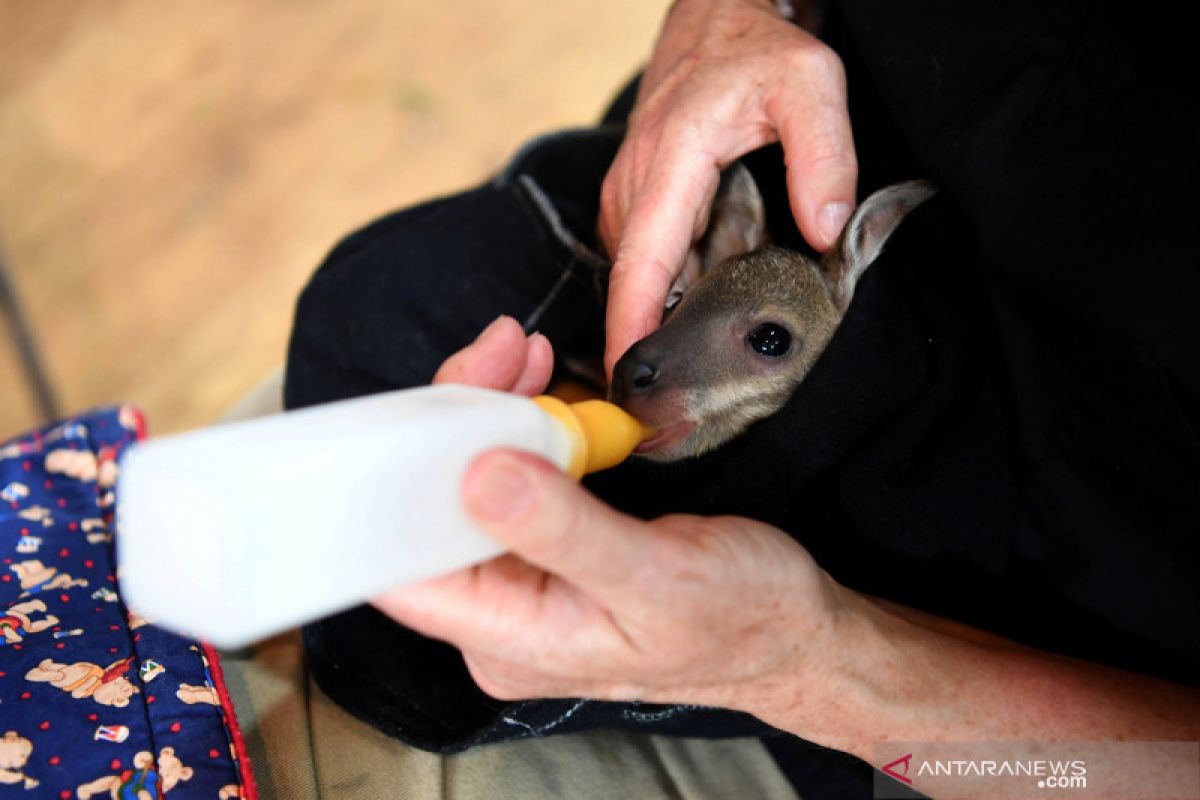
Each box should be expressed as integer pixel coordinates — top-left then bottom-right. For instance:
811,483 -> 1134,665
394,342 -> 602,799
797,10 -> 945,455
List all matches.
635,420 -> 695,454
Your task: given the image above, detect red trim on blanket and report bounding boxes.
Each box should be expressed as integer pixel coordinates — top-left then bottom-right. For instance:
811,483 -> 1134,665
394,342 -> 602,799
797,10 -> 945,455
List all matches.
126,405 -> 149,441
203,641 -> 261,800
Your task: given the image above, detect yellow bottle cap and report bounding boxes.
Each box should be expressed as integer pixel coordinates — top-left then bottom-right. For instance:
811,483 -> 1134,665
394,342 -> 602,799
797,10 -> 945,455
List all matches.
532,396 -> 655,479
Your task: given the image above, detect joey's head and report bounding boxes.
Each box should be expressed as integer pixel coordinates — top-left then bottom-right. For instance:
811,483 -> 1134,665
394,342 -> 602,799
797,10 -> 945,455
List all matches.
610,166 -> 935,461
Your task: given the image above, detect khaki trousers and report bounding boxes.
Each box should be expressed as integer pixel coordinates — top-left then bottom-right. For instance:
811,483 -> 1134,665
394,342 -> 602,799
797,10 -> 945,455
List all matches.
220,632 -> 798,800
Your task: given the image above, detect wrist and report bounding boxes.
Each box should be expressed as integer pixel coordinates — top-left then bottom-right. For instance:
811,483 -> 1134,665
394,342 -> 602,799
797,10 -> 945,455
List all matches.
748,582 -> 942,759
710,573 -> 855,752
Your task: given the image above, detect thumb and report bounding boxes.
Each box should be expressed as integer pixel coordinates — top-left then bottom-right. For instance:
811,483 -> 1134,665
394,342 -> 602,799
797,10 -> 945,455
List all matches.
463,449 -> 652,601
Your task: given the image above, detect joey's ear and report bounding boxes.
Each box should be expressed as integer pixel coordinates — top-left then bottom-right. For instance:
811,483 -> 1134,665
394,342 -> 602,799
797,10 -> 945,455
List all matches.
697,163 -> 767,273
822,180 -> 936,313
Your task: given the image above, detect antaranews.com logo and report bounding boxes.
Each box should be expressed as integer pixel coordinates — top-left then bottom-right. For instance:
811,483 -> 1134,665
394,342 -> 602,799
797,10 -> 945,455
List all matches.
882,753 -> 1087,790
873,741 -> 1199,799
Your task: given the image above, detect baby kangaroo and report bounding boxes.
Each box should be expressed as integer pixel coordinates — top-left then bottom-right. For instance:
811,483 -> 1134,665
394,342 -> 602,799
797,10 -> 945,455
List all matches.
610,166 -> 934,461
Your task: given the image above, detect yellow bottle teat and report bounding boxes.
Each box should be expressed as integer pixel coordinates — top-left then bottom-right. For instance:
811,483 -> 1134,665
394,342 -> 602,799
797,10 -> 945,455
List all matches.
532,396 -> 655,479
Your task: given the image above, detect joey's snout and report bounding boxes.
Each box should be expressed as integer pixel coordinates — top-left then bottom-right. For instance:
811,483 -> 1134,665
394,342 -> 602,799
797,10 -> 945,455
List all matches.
609,337 -> 704,461
610,340 -> 688,429
609,343 -> 662,405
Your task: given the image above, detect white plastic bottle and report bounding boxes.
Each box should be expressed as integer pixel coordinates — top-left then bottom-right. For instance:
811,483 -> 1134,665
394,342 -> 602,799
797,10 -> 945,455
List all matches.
116,385 -> 648,649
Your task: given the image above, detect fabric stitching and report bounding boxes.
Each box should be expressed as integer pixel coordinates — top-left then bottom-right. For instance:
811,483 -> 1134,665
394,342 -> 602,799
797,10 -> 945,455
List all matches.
501,698 -> 589,738
621,704 -> 701,724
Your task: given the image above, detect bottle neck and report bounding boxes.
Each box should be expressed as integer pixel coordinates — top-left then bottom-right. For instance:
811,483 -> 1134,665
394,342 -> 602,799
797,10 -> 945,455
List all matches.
531,396 -> 652,478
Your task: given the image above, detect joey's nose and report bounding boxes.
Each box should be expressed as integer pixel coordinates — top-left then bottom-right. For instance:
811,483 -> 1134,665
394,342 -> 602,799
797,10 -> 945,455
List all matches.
629,362 -> 659,389
610,355 -> 661,404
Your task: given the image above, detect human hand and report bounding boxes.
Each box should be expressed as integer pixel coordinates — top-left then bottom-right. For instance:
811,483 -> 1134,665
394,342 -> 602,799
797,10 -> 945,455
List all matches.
598,0 -> 858,375
375,316 -> 854,728
389,319 -> 1200,768
431,314 -> 554,397
375,452 -> 850,721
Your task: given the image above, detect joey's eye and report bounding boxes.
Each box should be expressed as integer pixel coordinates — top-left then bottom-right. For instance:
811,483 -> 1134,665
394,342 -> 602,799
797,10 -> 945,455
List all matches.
665,290 -> 684,311
746,323 -> 792,357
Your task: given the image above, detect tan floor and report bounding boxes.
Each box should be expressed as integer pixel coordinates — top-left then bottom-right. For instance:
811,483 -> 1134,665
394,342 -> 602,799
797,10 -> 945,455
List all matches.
0,0 -> 667,438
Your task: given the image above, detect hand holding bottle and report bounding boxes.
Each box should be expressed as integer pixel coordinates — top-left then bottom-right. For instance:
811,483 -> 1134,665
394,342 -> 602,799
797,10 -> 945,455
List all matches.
374,316 -> 852,738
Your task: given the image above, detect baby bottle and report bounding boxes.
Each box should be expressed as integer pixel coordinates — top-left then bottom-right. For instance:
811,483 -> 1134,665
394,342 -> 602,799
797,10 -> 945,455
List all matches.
116,385 -> 649,648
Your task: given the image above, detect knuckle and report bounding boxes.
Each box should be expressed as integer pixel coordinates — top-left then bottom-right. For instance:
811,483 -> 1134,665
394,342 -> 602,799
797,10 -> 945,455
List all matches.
801,131 -> 858,175
786,39 -> 845,85
655,108 -> 709,147
612,246 -> 675,285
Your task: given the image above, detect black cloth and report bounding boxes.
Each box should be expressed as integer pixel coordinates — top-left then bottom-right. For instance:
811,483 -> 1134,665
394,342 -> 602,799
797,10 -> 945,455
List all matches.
287,123 -> 784,750
284,0 -> 1198,793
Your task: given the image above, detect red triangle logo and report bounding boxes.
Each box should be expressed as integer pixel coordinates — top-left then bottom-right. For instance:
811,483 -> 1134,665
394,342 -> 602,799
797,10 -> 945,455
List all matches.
882,753 -> 914,785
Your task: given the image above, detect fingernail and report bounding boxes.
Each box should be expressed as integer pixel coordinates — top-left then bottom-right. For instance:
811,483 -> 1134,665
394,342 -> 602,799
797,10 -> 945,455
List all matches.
818,202 -> 851,248
464,455 -> 533,522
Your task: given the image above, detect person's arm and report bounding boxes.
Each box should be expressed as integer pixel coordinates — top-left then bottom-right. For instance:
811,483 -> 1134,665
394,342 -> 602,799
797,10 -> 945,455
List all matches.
598,0 -> 858,375
770,593 -> 1200,755
376,319 -> 1200,795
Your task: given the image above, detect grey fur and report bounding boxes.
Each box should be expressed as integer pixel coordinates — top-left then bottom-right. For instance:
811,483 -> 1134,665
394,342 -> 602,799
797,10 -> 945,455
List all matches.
610,168 -> 935,461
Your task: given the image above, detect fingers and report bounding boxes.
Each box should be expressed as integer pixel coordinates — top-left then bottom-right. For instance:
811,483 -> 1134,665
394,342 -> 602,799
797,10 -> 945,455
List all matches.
433,316 -> 524,388
599,40 -> 857,373
602,148 -> 722,376
772,47 -> 858,251
374,553 -> 547,649
374,448 -> 658,662
433,316 -> 553,395
512,332 -> 553,397
461,449 -> 653,603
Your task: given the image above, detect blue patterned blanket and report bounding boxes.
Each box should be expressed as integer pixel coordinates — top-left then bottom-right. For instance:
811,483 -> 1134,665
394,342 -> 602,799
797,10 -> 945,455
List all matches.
1,407 -> 253,799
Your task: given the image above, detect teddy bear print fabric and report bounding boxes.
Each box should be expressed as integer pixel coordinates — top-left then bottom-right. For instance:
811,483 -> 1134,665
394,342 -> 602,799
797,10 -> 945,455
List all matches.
1,407 -> 253,798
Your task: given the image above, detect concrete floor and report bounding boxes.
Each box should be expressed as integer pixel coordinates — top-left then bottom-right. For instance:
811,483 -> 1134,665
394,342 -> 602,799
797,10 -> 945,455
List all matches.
0,0 -> 667,438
